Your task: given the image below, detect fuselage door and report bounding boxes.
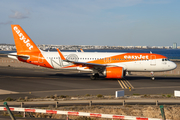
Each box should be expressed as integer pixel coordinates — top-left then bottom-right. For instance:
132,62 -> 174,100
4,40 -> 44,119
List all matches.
150,55 -> 156,65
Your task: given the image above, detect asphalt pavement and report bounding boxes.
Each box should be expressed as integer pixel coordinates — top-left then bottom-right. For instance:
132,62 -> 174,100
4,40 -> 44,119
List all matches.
0,65 -> 180,100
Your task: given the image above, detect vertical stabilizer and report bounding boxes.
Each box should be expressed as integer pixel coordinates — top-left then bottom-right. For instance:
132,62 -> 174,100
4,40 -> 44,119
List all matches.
11,25 -> 40,54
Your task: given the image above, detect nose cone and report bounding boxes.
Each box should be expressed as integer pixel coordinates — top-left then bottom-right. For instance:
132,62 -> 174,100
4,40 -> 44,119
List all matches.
170,62 -> 177,70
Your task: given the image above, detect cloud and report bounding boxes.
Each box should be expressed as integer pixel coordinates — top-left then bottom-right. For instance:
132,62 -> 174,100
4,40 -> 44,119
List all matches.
61,0 -> 143,13
58,0 -> 170,14
9,10 -> 30,19
0,21 -> 13,25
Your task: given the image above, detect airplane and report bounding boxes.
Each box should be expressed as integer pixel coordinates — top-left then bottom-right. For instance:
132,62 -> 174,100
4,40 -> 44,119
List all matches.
8,25 -> 177,80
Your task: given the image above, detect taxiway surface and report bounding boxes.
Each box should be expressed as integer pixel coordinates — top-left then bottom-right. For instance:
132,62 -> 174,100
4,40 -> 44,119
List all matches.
0,65 -> 180,99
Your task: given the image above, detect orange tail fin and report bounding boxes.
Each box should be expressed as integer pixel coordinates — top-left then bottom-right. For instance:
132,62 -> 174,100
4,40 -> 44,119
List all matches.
11,25 -> 40,54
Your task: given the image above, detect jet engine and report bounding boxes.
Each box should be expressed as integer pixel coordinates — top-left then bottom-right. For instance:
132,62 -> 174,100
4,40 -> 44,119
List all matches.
103,67 -> 124,79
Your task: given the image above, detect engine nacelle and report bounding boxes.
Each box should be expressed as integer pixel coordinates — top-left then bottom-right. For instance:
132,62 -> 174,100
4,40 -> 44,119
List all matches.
103,67 -> 124,79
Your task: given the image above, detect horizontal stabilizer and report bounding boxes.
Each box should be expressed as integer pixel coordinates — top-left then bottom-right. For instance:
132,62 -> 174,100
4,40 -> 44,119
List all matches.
8,53 -> 29,60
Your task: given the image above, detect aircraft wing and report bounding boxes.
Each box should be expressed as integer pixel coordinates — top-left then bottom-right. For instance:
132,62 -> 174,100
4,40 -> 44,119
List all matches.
70,61 -> 107,67
57,48 -> 107,68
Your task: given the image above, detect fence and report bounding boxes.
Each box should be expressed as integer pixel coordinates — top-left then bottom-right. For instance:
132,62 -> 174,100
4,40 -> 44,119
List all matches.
1,99 -> 180,108
0,107 -> 163,120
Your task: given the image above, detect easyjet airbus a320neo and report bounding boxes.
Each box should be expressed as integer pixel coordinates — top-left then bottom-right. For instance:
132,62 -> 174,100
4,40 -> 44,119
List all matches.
8,25 -> 177,80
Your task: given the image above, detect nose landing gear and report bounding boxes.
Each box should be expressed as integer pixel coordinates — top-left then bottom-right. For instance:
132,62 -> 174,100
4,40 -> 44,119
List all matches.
151,72 -> 155,80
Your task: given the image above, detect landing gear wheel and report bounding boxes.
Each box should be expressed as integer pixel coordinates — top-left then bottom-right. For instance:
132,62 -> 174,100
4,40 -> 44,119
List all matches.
90,73 -> 99,80
150,72 -> 155,81
151,77 -> 155,80
95,73 -> 99,78
90,75 -> 96,80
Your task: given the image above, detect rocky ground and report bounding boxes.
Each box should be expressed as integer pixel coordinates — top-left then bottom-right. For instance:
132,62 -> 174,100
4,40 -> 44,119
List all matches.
1,104 -> 180,120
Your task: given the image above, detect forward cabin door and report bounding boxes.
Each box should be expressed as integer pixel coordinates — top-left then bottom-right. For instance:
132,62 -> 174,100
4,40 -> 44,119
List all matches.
150,55 -> 156,66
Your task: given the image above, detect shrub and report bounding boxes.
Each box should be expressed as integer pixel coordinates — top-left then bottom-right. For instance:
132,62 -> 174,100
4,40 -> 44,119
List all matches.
18,97 -> 24,101
50,95 -> 55,99
144,94 -> 147,97
85,94 -> 90,96
60,95 -> 66,98
96,94 -> 103,98
167,94 -> 171,98
5,97 -> 14,101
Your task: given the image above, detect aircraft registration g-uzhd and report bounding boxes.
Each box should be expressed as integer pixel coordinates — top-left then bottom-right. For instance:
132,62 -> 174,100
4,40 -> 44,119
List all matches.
8,25 -> 177,80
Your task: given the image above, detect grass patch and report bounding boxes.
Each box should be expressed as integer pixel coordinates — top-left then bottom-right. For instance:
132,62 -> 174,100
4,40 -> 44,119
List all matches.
133,93 -> 140,96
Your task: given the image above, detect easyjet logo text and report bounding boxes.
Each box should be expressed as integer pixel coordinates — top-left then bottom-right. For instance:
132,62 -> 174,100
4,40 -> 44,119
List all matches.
13,26 -> 33,50
124,55 -> 149,59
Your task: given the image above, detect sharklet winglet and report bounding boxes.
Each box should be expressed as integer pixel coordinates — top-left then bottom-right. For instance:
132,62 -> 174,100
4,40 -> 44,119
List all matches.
56,48 -> 66,60
80,49 -> 84,52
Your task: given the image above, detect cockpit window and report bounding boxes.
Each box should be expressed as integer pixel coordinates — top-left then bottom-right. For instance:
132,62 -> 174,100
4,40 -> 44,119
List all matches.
162,58 -> 169,61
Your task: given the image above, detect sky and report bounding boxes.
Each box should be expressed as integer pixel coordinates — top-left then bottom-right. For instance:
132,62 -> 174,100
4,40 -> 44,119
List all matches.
0,0 -> 180,46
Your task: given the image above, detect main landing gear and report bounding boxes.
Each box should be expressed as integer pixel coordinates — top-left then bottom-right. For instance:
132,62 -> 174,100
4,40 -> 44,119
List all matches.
151,72 -> 155,80
90,73 -> 99,80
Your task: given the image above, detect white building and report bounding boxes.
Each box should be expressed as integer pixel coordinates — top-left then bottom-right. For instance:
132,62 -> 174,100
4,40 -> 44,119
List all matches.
173,43 -> 177,49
